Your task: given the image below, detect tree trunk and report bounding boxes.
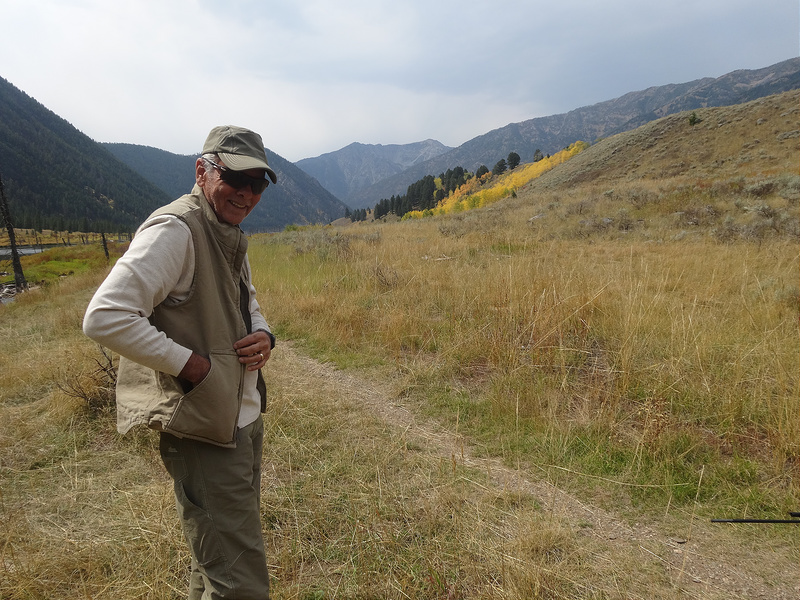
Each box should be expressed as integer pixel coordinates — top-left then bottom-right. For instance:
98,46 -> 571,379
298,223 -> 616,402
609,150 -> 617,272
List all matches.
0,171 -> 27,293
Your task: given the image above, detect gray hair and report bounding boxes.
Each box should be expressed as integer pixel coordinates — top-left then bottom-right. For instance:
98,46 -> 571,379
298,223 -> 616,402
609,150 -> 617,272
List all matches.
201,152 -> 219,167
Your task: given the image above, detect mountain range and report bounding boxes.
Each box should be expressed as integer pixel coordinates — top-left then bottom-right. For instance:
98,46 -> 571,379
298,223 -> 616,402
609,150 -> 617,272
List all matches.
295,139 -> 453,202
304,57 -> 800,209
0,57 -> 798,232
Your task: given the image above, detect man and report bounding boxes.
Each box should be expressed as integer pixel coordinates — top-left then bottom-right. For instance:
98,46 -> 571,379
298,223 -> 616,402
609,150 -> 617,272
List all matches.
83,125 -> 277,599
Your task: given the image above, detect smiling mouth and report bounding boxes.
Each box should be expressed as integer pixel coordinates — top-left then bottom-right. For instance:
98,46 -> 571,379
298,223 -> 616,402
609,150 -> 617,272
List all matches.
230,200 -> 247,209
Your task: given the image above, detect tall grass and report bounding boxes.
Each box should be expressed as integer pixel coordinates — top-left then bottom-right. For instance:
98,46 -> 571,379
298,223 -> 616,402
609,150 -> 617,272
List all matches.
0,246 -> 709,599
250,178 -> 799,516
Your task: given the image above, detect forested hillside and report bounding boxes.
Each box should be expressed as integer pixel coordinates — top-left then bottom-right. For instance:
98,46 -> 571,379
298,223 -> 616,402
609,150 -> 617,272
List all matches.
0,77 -> 169,233
102,143 -> 196,201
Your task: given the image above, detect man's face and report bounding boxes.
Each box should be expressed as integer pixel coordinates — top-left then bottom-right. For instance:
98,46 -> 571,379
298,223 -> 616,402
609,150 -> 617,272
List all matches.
196,158 -> 265,226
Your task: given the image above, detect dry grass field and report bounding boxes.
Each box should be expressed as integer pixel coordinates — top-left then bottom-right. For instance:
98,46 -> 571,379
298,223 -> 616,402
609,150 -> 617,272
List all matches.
0,91 -> 797,598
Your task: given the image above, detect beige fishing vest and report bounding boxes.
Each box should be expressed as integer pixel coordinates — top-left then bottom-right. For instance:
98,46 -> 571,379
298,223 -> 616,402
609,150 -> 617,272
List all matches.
114,186 -> 252,448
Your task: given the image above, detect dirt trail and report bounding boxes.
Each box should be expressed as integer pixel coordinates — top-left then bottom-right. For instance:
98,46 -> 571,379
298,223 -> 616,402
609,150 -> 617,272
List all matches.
275,343 -> 799,599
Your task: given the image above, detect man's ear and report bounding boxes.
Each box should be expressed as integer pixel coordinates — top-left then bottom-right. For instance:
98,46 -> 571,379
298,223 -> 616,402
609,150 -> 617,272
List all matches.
195,158 -> 208,186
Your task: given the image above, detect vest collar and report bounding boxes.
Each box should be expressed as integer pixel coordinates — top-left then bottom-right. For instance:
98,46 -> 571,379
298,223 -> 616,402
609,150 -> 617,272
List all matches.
190,184 -> 248,276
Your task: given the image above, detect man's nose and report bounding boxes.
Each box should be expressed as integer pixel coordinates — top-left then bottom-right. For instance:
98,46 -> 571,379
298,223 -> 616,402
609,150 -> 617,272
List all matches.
236,186 -> 255,200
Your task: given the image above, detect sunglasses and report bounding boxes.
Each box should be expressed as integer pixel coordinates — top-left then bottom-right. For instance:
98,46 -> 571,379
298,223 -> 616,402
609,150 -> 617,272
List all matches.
205,158 -> 270,194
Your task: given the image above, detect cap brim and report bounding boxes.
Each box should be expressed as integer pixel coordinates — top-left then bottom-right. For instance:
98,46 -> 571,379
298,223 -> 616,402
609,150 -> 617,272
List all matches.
218,152 -> 278,184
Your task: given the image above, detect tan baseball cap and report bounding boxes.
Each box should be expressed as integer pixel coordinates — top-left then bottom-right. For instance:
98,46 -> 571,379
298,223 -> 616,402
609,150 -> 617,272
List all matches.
202,125 -> 277,184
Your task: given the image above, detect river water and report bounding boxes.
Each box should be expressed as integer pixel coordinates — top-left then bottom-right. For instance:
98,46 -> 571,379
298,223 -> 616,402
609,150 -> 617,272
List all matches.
0,245 -> 49,260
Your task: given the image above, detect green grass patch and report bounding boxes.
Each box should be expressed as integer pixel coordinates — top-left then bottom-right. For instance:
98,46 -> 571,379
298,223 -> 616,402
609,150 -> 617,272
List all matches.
1,243 -> 121,285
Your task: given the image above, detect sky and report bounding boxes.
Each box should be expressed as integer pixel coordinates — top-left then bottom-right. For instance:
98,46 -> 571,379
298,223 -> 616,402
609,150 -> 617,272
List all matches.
1,0 -> 797,163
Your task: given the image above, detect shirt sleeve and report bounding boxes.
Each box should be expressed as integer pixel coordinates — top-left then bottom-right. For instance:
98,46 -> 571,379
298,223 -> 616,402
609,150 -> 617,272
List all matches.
83,215 -> 195,376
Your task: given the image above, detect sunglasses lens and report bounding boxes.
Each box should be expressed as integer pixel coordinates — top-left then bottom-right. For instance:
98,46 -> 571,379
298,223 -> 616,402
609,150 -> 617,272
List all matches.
250,180 -> 270,194
218,169 -> 269,194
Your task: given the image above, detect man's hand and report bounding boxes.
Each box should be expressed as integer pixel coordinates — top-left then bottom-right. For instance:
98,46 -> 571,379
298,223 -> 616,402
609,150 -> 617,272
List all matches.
178,330 -> 272,386
234,330 -> 272,371
179,352 -> 212,386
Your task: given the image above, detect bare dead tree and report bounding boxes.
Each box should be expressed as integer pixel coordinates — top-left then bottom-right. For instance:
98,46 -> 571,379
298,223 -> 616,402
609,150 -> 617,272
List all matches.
101,232 -> 109,262
0,170 -> 26,293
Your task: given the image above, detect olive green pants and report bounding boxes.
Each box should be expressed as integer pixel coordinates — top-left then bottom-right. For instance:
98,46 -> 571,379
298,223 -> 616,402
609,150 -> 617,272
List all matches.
160,418 -> 269,599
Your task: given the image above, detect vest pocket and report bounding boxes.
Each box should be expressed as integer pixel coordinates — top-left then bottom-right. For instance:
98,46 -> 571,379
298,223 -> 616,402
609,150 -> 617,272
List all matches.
164,350 -> 244,447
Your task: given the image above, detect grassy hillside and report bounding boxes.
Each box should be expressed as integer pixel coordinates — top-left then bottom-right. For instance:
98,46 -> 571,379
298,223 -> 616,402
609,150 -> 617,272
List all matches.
0,92 -> 797,599
528,90 -> 799,190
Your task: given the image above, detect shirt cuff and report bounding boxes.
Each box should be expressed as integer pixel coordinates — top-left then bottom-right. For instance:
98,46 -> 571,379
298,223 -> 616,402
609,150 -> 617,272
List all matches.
257,328 -> 276,349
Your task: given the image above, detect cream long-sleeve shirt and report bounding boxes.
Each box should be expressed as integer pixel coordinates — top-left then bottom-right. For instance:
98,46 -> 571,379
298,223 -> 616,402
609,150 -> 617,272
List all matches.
83,214 -> 269,427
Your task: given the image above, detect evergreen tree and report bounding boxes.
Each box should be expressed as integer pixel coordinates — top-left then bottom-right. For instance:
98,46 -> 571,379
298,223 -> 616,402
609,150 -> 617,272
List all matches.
492,159 -> 507,176
507,152 -> 520,169
372,166 -> 475,219
443,166 -> 466,194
